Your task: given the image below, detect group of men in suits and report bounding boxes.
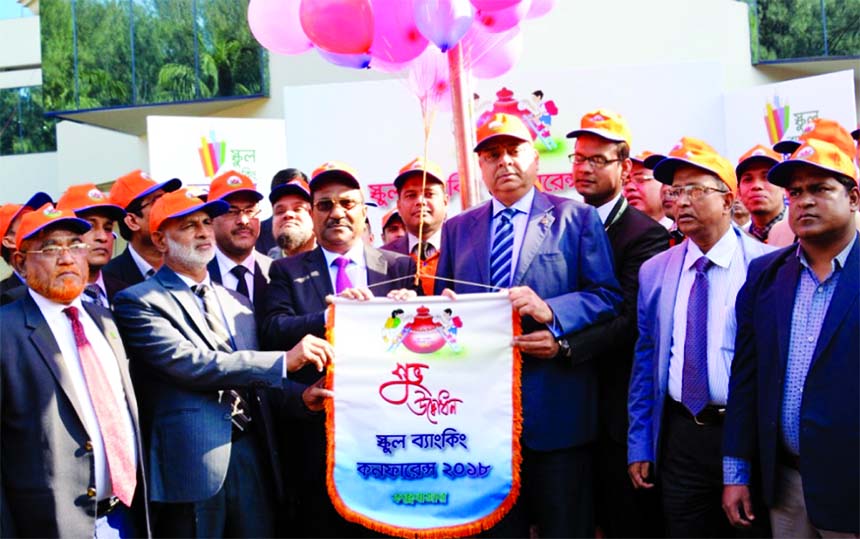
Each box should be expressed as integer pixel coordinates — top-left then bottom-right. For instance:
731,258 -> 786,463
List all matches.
1,112 -> 858,539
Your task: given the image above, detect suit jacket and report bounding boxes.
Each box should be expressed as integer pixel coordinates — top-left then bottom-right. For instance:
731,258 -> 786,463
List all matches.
207,250 -> 273,313
260,244 -> 418,354
112,266 -> 304,504
0,273 -> 24,306
0,294 -> 150,537
103,272 -> 129,306
434,190 -> 623,451
567,200 -> 669,444
103,247 -> 145,290
382,235 -> 440,296
722,237 -> 859,533
627,225 -> 774,467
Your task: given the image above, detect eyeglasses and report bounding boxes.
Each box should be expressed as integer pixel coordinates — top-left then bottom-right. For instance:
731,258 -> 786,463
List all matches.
225,207 -> 262,220
569,154 -> 623,168
623,175 -> 656,186
22,243 -> 90,258
313,198 -> 362,213
663,184 -> 728,201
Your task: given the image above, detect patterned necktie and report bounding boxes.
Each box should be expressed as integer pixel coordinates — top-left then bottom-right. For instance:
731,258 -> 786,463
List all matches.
682,256 -> 713,416
412,242 -> 437,261
63,306 -> 136,506
145,268 -> 155,279
192,284 -> 233,353
229,265 -> 250,299
333,256 -> 353,294
82,283 -> 107,308
490,208 -> 517,289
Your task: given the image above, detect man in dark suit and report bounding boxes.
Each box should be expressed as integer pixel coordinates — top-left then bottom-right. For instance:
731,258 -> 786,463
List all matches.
0,191 -> 53,305
722,135 -> 859,537
434,113 -> 623,538
261,161 -> 418,537
205,170 -> 273,312
566,109 -> 669,537
267,175 -> 316,260
382,157 -> 449,295
57,183 -> 129,307
112,188 -> 332,537
1,204 -> 149,537
103,170 -> 181,288
257,168 -> 310,256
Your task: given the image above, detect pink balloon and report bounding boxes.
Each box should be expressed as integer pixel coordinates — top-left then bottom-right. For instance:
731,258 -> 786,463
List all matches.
371,0 -> 429,64
247,0 -> 313,55
317,50 -> 372,69
469,0 -> 521,11
413,0 -> 475,53
370,57 -> 411,73
300,0 -> 375,54
406,47 -> 452,112
476,0 -> 530,33
466,26 -> 522,79
525,0 -> 554,19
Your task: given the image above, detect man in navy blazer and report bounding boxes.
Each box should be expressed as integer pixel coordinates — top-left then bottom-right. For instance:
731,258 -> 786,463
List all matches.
434,113 -> 622,537
722,134 -> 859,537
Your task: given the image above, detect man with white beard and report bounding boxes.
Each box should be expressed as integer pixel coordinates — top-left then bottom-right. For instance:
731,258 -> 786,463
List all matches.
112,188 -> 333,537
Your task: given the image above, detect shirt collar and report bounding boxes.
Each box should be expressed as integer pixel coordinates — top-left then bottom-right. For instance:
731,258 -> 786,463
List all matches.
93,271 -> 107,296
127,244 -> 155,278
29,287 -> 86,320
797,231 -> 857,271
406,230 -> 442,253
595,192 -> 623,224
215,247 -> 256,277
175,270 -> 211,290
684,225 -> 738,271
491,186 -> 535,218
321,242 -> 367,269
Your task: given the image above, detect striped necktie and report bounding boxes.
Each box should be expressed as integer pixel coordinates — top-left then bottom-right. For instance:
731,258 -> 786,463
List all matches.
490,208 -> 517,289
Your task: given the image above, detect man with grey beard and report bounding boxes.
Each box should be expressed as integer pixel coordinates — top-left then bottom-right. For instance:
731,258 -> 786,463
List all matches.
266,172 -> 316,260
113,188 -> 333,538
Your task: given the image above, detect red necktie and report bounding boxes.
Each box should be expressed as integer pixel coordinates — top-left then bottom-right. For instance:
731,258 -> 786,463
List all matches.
63,306 -> 137,506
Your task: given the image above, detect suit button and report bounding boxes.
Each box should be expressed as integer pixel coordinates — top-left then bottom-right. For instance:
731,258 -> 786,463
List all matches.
87,487 -> 96,498
84,441 -> 93,452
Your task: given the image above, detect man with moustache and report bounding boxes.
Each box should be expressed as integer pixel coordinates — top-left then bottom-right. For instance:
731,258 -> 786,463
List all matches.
112,189 -> 333,537
1,204 -> 149,537
103,170 -> 181,288
566,110 -> 668,538
261,161 -> 417,537
267,175 -> 316,260
383,157 -> 449,295
628,137 -> 772,538
722,133 -> 859,538
736,145 -> 788,244
57,183 -> 129,307
0,191 -> 53,304
435,113 -> 622,538
624,151 -> 674,229
205,171 -> 273,311
257,168 -> 308,255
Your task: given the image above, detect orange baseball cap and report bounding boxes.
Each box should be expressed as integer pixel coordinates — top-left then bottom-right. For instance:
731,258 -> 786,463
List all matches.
57,183 -> 126,221
148,188 -> 229,234
631,150 -> 660,166
310,161 -> 361,192
0,192 -> 53,239
393,157 -> 445,189
767,139 -> 858,187
109,170 -> 181,210
381,209 -> 403,230
269,177 -> 311,204
474,113 -> 533,152
566,109 -> 632,147
15,203 -> 91,250
798,118 -> 855,158
735,144 -> 781,177
653,136 -> 737,192
208,170 -> 263,203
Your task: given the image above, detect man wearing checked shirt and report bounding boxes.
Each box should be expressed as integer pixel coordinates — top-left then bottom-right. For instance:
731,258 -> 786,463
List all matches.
722,132 -> 859,537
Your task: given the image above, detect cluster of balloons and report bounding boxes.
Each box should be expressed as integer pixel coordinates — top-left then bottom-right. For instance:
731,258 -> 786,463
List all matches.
247,0 -> 554,78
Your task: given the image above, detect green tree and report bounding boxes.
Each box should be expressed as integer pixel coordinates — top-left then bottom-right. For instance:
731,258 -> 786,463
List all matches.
750,0 -> 860,61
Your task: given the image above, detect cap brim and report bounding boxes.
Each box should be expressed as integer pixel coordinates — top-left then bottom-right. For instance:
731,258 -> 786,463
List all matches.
735,156 -> 778,177
565,128 -> 626,143
24,192 -> 53,210
473,133 -> 530,152
74,204 -> 127,222
215,188 -> 264,203
393,170 -> 444,190
766,159 -> 854,188
170,200 -> 230,222
773,140 -> 802,155
643,154 -> 665,170
309,171 -> 361,192
19,216 -> 92,249
130,178 -> 182,207
269,184 -> 311,203
653,157 -> 720,185
852,128 -> 859,141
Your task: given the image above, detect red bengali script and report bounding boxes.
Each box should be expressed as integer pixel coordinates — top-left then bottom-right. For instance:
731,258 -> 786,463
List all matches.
378,363 -> 463,425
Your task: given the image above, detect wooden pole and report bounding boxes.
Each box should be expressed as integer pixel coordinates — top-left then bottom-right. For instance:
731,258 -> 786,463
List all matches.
447,44 -> 480,210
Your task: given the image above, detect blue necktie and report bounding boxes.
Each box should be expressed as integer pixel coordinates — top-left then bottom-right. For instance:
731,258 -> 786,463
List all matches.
490,208 -> 517,289
682,256 -> 712,416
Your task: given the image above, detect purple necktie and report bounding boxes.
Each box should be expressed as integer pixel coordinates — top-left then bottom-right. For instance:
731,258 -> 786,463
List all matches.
333,256 -> 353,294
682,256 -> 712,417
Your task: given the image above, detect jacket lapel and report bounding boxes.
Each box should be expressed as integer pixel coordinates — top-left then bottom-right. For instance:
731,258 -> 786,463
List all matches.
657,242 -> 686,385
305,248 -> 334,303
468,203 -> 493,285
365,246 -> 389,289
24,295 -> 93,438
513,192 -> 555,285
156,267 -> 222,351
810,238 -> 859,368
207,258 -> 222,285
771,253 -> 800,371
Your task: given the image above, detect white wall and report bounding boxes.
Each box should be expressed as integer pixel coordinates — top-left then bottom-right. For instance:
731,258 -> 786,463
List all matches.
54,121 -> 148,191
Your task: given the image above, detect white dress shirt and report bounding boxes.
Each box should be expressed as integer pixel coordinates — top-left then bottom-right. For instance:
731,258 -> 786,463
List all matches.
490,186 -> 535,279
29,289 -> 137,501
595,192 -> 623,225
128,244 -> 155,279
668,227 -> 747,406
214,248 -> 257,300
321,242 -> 368,291
406,230 -> 442,255
658,215 -> 674,230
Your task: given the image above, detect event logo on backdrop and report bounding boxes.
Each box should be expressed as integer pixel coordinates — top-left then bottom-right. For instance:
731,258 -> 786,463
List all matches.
325,293 -> 521,538
763,96 -> 821,146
